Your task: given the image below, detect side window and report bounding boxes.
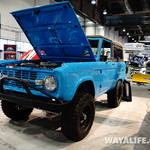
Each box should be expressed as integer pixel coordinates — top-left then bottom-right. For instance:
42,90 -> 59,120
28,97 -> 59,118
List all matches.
100,40 -> 111,62
88,40 -> 99,57
114,47 -> 123,61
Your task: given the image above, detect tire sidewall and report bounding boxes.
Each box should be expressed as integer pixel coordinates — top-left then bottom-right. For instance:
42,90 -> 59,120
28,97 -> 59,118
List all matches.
116,80 -> 123,105
1,100 -> 33,121
77,96 -> 95,138
61,92 -> 95,141
107,80 -> 123,107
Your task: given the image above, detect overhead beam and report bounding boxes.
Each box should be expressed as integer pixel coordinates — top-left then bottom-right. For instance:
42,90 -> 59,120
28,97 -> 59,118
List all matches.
119,33 -> 150,36
115,26 -> 139,31
143,25 -> 150,30
105,0 -> 123,3
105,13 -> 149,27
113,10 -> 150,16
115,25 -> 150,31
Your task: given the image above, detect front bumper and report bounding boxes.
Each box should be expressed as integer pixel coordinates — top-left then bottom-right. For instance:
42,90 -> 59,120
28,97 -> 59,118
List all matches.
0,77 -> 68,113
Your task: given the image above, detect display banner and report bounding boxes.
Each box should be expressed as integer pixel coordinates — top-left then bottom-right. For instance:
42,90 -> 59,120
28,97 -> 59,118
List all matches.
4,45 -> 16,60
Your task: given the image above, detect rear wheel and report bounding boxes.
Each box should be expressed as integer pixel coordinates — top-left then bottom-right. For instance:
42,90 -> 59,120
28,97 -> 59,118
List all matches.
1,100 -> 33,121
107,80 -> 123,108
61,92 -> 95,141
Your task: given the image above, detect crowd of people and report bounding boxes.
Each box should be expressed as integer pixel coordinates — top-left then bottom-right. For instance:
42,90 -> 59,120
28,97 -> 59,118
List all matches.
133,56 -> 149,67
132,56 -> 150,74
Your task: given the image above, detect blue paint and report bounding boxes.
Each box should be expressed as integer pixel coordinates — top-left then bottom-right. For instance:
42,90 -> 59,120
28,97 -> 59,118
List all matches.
10,1 -> 96,62
0,2 -> 126,103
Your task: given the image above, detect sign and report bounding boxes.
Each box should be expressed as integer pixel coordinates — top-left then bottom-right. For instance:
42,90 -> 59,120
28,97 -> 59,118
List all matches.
145,45 -> 150,51
123,43 -> 145,51
4,45 -> 16,60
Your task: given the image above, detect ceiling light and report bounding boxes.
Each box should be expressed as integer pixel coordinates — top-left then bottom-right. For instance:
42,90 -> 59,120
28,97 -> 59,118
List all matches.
134,40 -> 136,42
127,32 -> 129,35
123,28 -> 126,32
98,26 -> 103,28
103,9 -> 107,15
91,0 -> 96,4
132,38 -> 134,40
128,35 -> 131,38
87,21 -> 94,24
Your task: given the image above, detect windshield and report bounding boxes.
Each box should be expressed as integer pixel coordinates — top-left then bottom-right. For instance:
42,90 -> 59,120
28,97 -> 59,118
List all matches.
88,40 -> 99,57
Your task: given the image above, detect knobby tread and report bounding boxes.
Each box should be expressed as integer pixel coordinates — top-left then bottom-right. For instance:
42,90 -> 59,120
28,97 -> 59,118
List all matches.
1,100 -> 33,121
61,92 -> 95,141
107,80 -> 123,108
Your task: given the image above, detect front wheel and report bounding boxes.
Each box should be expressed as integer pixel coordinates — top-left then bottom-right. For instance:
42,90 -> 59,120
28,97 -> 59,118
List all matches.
1,100 -> 33,121
107,80 -> 123,108
61,92 -> 95,141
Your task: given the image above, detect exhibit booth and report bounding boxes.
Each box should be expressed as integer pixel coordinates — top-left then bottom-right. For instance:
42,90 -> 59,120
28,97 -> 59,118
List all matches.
124,43 -> 150,89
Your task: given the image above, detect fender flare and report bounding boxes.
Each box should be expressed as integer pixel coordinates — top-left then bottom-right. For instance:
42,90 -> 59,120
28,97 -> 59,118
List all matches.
72,77 -> 95,99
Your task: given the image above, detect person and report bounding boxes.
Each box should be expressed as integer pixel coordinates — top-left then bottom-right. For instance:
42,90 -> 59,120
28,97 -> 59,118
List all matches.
138,59 -> 143,67
143,60 -> 148,68
106,51 -> 110,58
146,61 -> 150,74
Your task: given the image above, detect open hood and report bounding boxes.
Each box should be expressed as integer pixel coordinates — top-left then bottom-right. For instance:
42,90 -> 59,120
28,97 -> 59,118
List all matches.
11,2 -> 96,62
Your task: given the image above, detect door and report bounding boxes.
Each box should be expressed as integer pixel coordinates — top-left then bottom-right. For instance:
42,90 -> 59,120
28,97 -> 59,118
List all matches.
99,39 -> 117,94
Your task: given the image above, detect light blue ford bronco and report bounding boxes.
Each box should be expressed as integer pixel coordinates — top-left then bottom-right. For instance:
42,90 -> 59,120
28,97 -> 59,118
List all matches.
0,2 -> 131,141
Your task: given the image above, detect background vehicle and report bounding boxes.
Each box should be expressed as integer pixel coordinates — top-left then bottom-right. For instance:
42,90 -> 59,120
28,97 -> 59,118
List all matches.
0,2 -> 131,141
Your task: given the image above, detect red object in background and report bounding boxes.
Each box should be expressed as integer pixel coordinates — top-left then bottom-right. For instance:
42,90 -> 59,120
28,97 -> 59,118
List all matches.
4,45 -> 17,60
19,49 -> 39,60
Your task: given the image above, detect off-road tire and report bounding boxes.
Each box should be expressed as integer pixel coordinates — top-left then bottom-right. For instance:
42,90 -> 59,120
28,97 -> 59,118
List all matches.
1,100 -> 33,121
107,80 -> 123,108
61,92 -> 95,141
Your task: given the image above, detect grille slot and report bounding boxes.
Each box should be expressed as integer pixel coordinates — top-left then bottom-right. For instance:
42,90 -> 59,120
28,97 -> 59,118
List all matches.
4,80 -> 36,90
14,70 -> 37,80
3,70 -> 37,89
9,71 -> 13,77
22,71 -> 29,79
3,70 -> 7,75
3,80 -> 17,87
15,70 -> 21,78
30,72 -> 37,80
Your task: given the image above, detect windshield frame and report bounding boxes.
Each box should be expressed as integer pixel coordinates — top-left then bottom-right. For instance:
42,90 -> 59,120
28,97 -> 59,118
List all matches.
88,38 -> 101,61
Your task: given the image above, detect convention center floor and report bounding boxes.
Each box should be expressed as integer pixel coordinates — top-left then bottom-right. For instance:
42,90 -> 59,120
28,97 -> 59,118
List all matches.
0,83 -> 149,150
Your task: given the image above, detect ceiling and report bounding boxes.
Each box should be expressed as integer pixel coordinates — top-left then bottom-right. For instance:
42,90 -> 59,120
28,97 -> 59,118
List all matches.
104,0 -> 150,43
55,0 -> 150,43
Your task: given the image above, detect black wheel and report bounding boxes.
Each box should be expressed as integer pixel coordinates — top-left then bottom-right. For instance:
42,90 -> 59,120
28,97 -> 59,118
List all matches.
61,92 -> 95,141
107,80 -> 123,108
1,100 -> 33,121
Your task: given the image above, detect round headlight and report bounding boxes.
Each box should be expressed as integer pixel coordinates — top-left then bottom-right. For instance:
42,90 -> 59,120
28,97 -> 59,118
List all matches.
44,76 -> 57,91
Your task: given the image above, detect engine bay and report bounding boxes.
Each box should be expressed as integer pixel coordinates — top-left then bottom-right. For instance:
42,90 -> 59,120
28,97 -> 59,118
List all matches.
15,60 -> 63,69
